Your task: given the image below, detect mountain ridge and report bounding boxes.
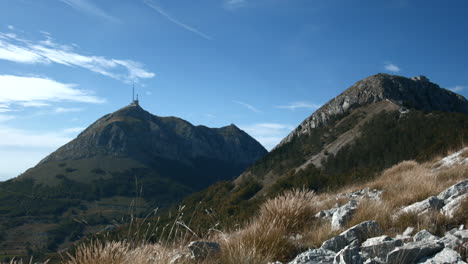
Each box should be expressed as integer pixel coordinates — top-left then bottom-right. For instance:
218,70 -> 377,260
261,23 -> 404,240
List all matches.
276,73 -> 468,148
36,103 -> 264,167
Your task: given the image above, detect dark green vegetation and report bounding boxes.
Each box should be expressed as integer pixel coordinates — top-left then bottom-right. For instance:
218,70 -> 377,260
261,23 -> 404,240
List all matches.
169,109 -> 468,232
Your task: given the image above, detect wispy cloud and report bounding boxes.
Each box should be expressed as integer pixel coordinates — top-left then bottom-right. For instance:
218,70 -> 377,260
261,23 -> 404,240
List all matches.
223,0 -> 248,9
54,107 -> 83,113
0,75 -> 104,111
449,85 -> 464,93
277,101 -> 321,111
143,0 -> 212,40
0,31 -> 154,82
60,0 -> 118,22
0,125 -> 72,148
384,62 -> 401,73
239,123 -> 294,150
233,100 -> 261,113
0,115 -> 15,122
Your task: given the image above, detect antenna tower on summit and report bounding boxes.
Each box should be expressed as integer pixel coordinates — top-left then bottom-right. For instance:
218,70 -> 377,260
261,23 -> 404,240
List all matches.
131,81 -> 139,106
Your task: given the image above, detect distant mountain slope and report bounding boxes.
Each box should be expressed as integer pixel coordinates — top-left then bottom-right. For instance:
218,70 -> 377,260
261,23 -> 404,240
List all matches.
18,102 -> 267,192
236,74 -> 468,192
0,101 -> 267,257
278,74 -> 468,148
174,74 -> 468,230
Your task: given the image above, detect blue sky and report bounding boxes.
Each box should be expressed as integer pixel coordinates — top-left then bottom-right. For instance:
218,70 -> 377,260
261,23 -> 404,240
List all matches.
0,0 -> 467,180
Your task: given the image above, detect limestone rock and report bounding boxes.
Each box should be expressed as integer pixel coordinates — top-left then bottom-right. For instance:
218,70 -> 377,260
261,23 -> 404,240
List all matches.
399,196 -> 444,215
394,235 -> 413,243
187,241 -> 221,260
361,236 -> 403,260
386,240 -> 444,264
416,247 -> 466,264
322,221 -> 381,252
437,180 -> 468,202
402,227 -> 415,236
288,248 -> 335,264
333,241 -> 362,264
331,200 -> 359,230
413,230 -> 440,242
441,193 -> 468,218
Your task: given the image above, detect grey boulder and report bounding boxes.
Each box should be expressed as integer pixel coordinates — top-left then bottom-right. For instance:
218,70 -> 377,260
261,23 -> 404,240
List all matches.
333,241 -> 362,264
416,247 -> 466,264
386,240 -> 444,264
437,180 -> 468,202
413,229 -> 440,242
360,236 -> 403,260
331,200 -> 359,230
399,196 -> 444,215
288,248 -> 335,264
322,221 -> 381,252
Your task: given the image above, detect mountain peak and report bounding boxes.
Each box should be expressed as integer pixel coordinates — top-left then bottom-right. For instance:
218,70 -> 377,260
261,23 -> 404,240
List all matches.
277,73 -> 468,148
31,103 -> 267,169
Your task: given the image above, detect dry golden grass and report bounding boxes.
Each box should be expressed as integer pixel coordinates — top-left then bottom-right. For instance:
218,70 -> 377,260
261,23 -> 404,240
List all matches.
63,241 -> 186,264
346,200 -> 393,233
368,161 -> 438,209
62,149 -> 468,264
258,189 -> 318,232
0,257 -> 46,264
217,220 -> 294,264
301,220 -> 339,249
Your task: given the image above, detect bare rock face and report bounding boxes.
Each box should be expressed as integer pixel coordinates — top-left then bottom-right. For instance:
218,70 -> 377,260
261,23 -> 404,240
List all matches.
322,221 -> 381,252
277,74 -> 468,148
288,248 -> 335,264
416,247 -> 465,264
360,236 -> 403,261
331,200 -> 359,230
386,240 -> 444,264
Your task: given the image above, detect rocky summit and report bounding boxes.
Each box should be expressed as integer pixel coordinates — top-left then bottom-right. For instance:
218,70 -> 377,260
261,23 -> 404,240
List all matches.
278,73 -> 468,147
232,74 -> 468,196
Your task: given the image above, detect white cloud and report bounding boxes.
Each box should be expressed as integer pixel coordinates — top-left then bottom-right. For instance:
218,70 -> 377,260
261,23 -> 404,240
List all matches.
7,25 -> 14,30
55,107 -> 83,113
0,115 -> 15,122
224,0 -> 248,9
143,0 -> 212,40
0,31 -> 154,82
60,0 -> 118,22
239,123 -> 294,150
0,75 -> 105,110
21,101 -> 50,107
0,125 -> 72,148
450,85 -> 464,93
233,100 -> 261,113
277,101 -> 321,111
384,62 -> 401,73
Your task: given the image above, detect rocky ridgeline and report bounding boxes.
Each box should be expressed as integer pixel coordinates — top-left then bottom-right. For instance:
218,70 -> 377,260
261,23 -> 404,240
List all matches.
176,178 -> 468,264
285,222 -> 467,264
281,178 -> 468,264
276,74 -> 468,148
